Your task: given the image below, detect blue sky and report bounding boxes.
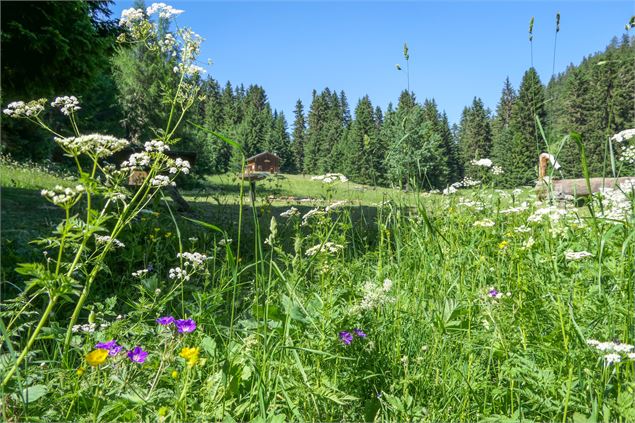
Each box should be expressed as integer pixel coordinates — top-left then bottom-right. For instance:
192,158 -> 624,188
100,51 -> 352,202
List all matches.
112,1 -> 633,126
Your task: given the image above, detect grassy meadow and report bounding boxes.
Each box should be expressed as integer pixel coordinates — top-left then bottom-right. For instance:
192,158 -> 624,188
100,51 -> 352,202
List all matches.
1,3 -> 634,422
1,158 -> 634,422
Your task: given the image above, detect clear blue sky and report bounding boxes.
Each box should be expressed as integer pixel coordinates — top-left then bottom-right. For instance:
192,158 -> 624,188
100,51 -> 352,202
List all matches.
112,1 -> 633,126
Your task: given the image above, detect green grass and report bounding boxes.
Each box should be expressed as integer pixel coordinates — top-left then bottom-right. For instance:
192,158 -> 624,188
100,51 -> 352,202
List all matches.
2,162 -> 634,422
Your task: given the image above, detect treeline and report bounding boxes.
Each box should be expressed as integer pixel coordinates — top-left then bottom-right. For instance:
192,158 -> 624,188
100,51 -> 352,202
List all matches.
1,1 -> 634,189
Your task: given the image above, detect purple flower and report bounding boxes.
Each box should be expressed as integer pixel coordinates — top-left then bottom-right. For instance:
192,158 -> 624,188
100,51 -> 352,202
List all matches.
156,316 -> 175,326
175,319 -> 196,333
95,340 -> 122,356
127,346 -> 148,363
353,328 -> 367,338
339,331 -> 353,345
488,289 -> 499,298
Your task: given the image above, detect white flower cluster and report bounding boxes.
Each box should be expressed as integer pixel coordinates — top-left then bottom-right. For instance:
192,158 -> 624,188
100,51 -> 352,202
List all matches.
280,207 -> 300,218
527,206 -> 571,224
596,179 -> 635,222
564,251 -> 593,261
50,96 -> 80,115
106,191 -> 127,202
522,236 -> 535,250
461,177 -> 482,187
150,175 -> 176,187
55,134 -> 129,158
218,238 -> 232,246
159,33 -> 178,54
619,145 -> 635,165
132,269 -> 149,278
173,63 -> 206,76
177,251 -> 208,268
119,7 -> 145,28
144,140 -> 170,153
178,27 -> 204,63
311,173 -> 348,183
446,177 -> 481,195
473,219 -> 495,227
3,99 -> 46,118
325,200 -> 348,212
41,185 -> 84,206
610,128 -> 635,143
471,158 -> 492,168
457,199 -> 485,211
500,202 -> 529,214
147,2 -> 184,19
352,278 -> 395,313
302,208 -> 325,226
305,242 -> 344,257
72,323 -> 97,333
491,165 -> 504,175
95,235 -> 125,248
587,339 -> 635,365
121,152 -> 151,169
168,267 -> 189,281
169,157 -> 191,174
514,225 -> 531,233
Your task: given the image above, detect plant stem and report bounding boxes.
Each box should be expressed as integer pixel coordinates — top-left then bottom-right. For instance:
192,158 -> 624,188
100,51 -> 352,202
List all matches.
1,296 -> 58,387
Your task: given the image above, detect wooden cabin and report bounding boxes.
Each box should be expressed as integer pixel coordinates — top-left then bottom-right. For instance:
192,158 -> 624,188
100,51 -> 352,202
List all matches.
246,152 -> 280,174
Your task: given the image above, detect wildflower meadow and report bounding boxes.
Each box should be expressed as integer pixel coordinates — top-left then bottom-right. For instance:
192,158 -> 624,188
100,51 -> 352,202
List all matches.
1,2 -> 635,422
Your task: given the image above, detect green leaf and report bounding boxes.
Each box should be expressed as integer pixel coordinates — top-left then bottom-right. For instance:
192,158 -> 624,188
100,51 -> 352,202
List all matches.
186,120 -> 243,152
183,216 -> 223,234
12,384 -> 48,404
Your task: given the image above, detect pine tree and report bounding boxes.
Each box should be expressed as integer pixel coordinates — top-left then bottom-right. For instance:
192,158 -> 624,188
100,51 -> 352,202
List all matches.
440,112 -> 461,182
236,85 -> 272,159
268,111 -> 293,171
291,99 -> 306,174
506,67 -> 545,186
458,97 -> 493,177
491,77 -> 517,173
342,96 -> 376,183
374,106 -> 384,130
304,89 -> 326,173
383,99 -> 447,190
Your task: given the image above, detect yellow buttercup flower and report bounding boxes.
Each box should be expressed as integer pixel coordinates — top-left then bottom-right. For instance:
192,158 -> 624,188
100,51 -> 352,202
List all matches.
179,347 -> 200,367
76,367 -> 86,376
498,240 -> 509,250
171,370 -> 179,378
86,349 -> 108,366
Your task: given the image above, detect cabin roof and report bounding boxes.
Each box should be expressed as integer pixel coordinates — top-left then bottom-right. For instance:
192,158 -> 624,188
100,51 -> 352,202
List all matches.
246,151 -> 279,161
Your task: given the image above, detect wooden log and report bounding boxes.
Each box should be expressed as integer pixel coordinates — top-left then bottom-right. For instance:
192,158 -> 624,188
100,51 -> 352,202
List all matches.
536,177 -> 634,199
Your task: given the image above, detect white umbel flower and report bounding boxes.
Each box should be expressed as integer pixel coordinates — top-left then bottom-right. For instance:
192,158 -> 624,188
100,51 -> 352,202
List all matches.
564,251 -> 593,261
3,99 -> 46,118
150,175 -> 175,187
55,134 -> 129,158
95,235 -> 125,248
119,8 -> 145,28
610,128 -> 635,143
144,140 -> 170,153
146,2 -> 184,19
51,96 -> 80,115
473,219 -> 495,228
471,158 -> 493,168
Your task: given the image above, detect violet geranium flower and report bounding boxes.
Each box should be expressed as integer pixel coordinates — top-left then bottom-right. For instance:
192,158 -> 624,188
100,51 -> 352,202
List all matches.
488,289 -> 499,298
127,346 -> 148,363
175,319 -> 196,333
156,316 -> 175,325
339,331 -> 353,345
353,328 -> 367,338
95,340 -> 122,356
